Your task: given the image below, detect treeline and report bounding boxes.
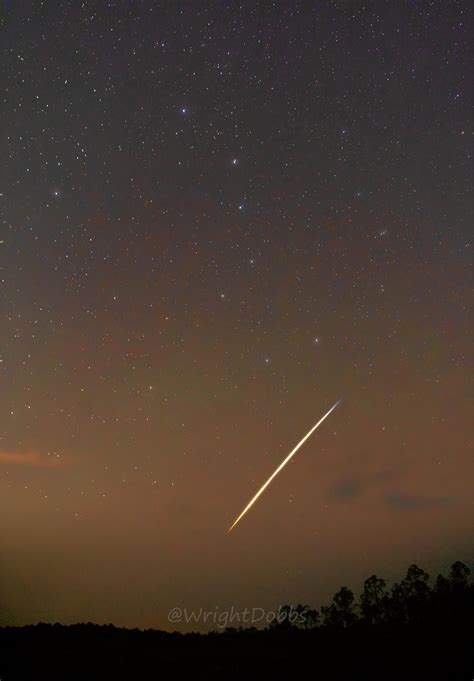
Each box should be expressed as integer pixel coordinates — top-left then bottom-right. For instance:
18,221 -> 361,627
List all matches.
0,560 -> 472,680
265,560 -> 472,631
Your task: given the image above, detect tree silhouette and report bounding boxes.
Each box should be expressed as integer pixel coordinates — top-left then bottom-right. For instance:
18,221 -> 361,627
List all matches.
269,603 -> 320,630
433,561 -> 472,627
269,604 -> 296,629
0,558 -> 472,680
322,586 -> 357,628
434,572 -> 450,596
294,604 -> 320,629
360,574 -> 388,624
390,564 -> 431,623
449,560 -> 471,588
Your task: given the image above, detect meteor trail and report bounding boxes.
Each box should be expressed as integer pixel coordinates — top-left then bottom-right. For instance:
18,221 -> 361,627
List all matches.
227,399 -> 341,533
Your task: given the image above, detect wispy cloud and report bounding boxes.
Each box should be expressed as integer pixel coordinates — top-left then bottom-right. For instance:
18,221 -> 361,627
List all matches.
328,468 -> 402,503
0,451 -> 61,467
385,492 -> 452,509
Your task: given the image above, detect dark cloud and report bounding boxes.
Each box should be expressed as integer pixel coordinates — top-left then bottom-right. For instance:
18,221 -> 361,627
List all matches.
328,469 -> 398,502
329,478 -> 363,501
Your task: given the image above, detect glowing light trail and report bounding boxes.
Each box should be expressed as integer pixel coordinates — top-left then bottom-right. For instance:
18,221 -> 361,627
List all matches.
228,399 -> 341,533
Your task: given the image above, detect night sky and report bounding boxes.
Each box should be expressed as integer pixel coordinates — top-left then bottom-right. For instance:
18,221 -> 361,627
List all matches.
0,2 -> 472,631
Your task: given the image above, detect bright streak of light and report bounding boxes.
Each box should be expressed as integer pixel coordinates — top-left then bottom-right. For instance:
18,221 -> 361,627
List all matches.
228,399 -> 341,533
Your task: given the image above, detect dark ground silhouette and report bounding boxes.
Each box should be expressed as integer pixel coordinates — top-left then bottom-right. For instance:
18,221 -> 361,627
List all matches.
0,561 -> 472,680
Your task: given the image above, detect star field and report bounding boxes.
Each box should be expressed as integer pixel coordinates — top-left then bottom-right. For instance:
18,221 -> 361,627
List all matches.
0,1 -> 472,629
